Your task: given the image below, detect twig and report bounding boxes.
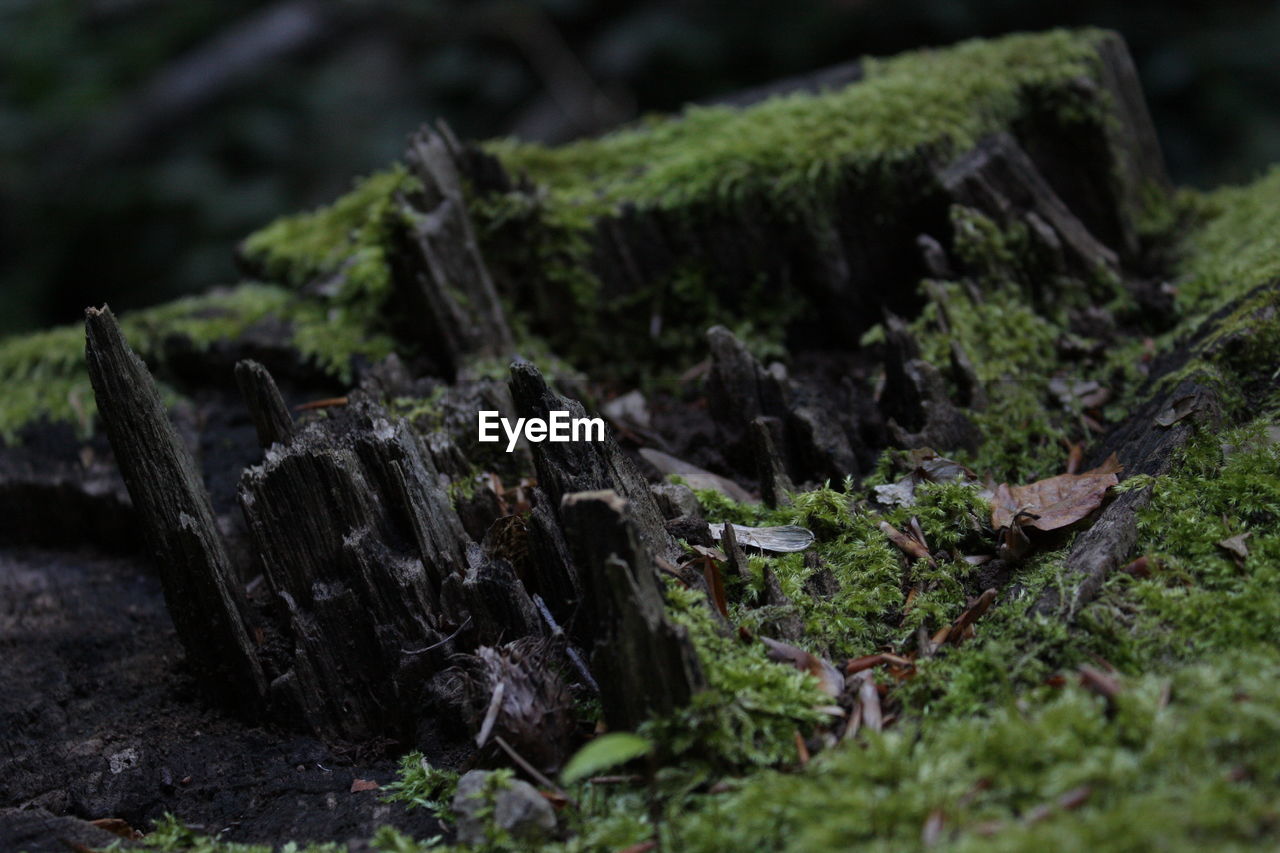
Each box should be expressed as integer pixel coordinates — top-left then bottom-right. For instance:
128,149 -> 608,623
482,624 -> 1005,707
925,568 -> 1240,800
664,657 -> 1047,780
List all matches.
476,682 -> 505,748
401,616 -> 471,656
493,735 -> 577,809
533,594 -> 599,693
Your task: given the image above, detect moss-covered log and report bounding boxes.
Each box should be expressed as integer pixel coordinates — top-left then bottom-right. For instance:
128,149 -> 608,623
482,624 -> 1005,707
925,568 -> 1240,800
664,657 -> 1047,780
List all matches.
9,25 -> 1280,851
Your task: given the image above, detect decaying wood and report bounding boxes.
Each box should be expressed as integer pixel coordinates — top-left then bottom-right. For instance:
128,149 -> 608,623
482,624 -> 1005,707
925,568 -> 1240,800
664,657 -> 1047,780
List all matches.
938,132 -> 1119,283
234,358 -> 294,448
706,325 -> 870,484
44,33 -> 1224,771
751,417 -> 794,507
560,490 -> 704,731
1031,275 -> 1266,620
509,362 -> 677,563
391,120 -> 515,377
84,306 -> 266,709
238,400 -> 470,739
1032,378 -> 1221,620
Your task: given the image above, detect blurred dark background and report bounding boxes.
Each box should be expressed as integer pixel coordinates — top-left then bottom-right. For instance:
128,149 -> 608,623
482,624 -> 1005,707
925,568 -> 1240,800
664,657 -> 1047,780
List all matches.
3,0 -> 1279,336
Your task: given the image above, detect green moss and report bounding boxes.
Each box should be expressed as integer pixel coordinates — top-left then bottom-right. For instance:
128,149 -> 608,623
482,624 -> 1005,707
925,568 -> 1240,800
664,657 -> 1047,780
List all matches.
381,752 -> 459,821
485,31 -> 1108,217
1178,166 -> 1280,315
662,656 -> 1280,852
240,167 -> 417,301
0,283 -> 393,441
140,814 -> 352,852
642,582 -> 828,769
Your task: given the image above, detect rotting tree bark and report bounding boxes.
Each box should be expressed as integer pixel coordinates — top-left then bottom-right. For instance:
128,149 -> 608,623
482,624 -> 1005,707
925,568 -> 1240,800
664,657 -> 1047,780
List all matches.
560,490 -> 704,732
1030,287 -> 1263,620
84,306 -> 267,710
389,120 -> 515,377
234,358 -> 294,449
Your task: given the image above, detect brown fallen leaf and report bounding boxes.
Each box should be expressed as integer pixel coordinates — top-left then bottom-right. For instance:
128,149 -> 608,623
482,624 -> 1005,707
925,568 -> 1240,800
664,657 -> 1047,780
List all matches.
350,778 -> 379,793
294,396 -> 349,411
879,520 -> 935,565
617,841 -> 659,853
761,637 -> 845,697
794,730 -> 810,766
686,548 -> 729,617
1121,555 -> 1153,578
1057,785 -> 1093,811
939,589 -> 997,649
990,454 -> 1122,533
1065,442 -> 1084,475
845,652 -> 913,675
90,818 -> 141,840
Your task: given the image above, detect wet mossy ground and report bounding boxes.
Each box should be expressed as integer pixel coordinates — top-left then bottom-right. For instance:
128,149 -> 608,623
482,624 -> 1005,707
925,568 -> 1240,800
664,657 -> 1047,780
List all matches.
5,25 -> 1280,853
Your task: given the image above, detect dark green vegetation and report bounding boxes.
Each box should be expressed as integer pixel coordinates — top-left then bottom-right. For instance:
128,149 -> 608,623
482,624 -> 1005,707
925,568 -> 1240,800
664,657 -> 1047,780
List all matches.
5,25 -> 1280,853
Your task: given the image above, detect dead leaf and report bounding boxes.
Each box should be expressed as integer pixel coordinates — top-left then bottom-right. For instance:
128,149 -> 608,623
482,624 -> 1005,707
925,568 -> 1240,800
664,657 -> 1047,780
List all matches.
935,589 -> 996,649
350,778 -> 379,793
990,454 -> 1122,533
879,520 -> 935,565
90,818 -> 141,839
794,730 -> 810,766
845,652 -> 914,675
761,637 -> 844,697
294,396 -> 349,411
873,449 -> 974,507
1057,785 -> 1092,811
617,841 -> 659,853
1121,555 -> 1152,578
1065,442 -> 1084,475
1217,532 -> 1251,561
690,551 -> 729,618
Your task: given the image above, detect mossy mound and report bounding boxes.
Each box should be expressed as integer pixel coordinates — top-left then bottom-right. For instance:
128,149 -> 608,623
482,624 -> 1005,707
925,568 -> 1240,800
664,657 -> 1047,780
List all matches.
6,24 -> 1280,853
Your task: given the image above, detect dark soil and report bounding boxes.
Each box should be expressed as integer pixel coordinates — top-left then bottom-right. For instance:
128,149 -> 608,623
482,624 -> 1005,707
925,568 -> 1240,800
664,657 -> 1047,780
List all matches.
0,544 -> 447,852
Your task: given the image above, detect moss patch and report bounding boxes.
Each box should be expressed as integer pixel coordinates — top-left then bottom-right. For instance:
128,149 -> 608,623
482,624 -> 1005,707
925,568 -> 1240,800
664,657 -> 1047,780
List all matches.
0,283 -> 393,441
484,30 -> 1107,217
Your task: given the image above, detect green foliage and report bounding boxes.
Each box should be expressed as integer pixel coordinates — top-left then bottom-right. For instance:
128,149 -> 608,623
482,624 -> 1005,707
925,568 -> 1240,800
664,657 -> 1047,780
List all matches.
0,283 -> 395,441
644,583 -> 827,768
1179,166 -> 1280,315
142,814 -> 347,852
485,31 -> 1106,217
381,752 -> 460,820
241,168 -> 417,301
664,657 -> 1280,852
561,733 -> 654,785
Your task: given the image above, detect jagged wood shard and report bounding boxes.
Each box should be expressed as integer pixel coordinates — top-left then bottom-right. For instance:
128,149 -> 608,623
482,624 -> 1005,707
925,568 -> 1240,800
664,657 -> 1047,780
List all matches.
509,362 -> 677,563
560,490 -> 704,731
391,120 -> 515,376
234,358 -> 294,448
238,405 -> 471,739
938,132 -> 1119,283
84,306 -> 266,708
